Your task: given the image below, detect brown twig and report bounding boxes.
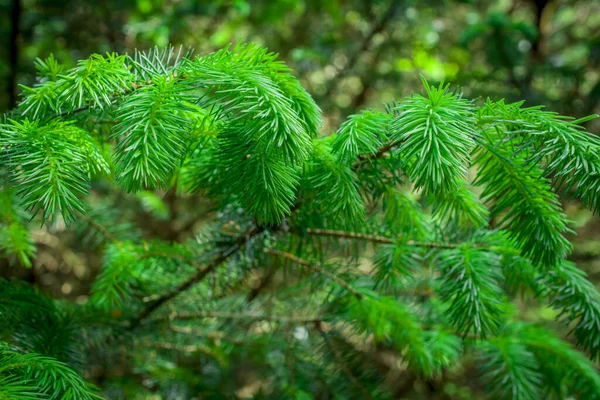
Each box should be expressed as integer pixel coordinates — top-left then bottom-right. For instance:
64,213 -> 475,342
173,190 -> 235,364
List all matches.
137,340 -> 214,356
304,228 -> 474,249
352,136 -> 408,170
78,213 -> 118,243
306,228 -> 394,244
264,248 -> 363,300
151,311 -> 322,324
247,264 -> 275,302
169,326 -> 243,344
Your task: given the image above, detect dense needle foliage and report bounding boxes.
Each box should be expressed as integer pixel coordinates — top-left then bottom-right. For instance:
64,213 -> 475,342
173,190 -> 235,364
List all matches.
1,44 -> 600,399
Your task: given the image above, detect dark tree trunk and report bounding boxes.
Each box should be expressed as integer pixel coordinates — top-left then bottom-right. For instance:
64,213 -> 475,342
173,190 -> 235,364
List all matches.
8,0 -> 22,110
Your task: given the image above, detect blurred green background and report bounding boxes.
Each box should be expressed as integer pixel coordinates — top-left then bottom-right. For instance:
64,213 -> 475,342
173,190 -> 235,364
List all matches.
1,0 -> 599,398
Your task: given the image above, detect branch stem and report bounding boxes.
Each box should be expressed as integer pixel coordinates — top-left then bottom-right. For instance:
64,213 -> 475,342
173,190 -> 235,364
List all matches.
264,248 -> 363,299
151,311 -> 322,324
304,228 -> 476,249
78,213 -> 118,243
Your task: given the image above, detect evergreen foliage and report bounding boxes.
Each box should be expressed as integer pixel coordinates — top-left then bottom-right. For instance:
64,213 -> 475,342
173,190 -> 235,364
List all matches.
1,43 -> 599,399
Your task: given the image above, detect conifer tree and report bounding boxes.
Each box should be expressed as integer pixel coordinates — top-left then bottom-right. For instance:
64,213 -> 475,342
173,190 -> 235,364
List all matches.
1,44 -> 599,399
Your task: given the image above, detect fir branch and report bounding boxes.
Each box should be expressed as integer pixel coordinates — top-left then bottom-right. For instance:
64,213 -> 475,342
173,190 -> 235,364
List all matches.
476,336 -> 542,400
89,241 -> 142,310
0,119 -> 92,223
436,245 -> 505,337
183,43 -> 321,224
129,225 -> 263,327
112,75 -> 192,191
474,130 -> 572,266
0,344 -> 102,400
536,261 -> 600,359
390,77 -> 476,194
479,100 -> 600,214
4,45 -> 600,398
514,324 -> 600,399
0,221 -> 36,267
13,44 -> 322,225
307,139 -> 365,223
50,72 -> 185,119
19,53 -> 134,119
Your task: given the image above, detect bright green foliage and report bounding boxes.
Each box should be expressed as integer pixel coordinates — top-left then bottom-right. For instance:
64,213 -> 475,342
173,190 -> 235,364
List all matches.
180,43 -> 322,224
56,54 -> 132,112
0,186 -> 36,267
476,336 -> 542,400
1,44 -> 600,399
180,137 -> 223,195
0,281 -> 104,399
481,101 -> 600,214
436,244 -> 505,337
5,44 -> 322,226
19,53 -> 132,119
514,324 -> 600,399
382,188 -> 430,238
536,262 -> 600,360
391,78 -> 476,194
90,242 -> 143,311
305,138 -> 364,224
112,76 -> 192,191
0,119 -> 101,223
332,110 -> 390,162
0,345 -> 102,400
474,122 -> 572,267
498,254 -> 600,364
128,46 -> 193,82
428,181 -> 489,228
0,222 -> 36,267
